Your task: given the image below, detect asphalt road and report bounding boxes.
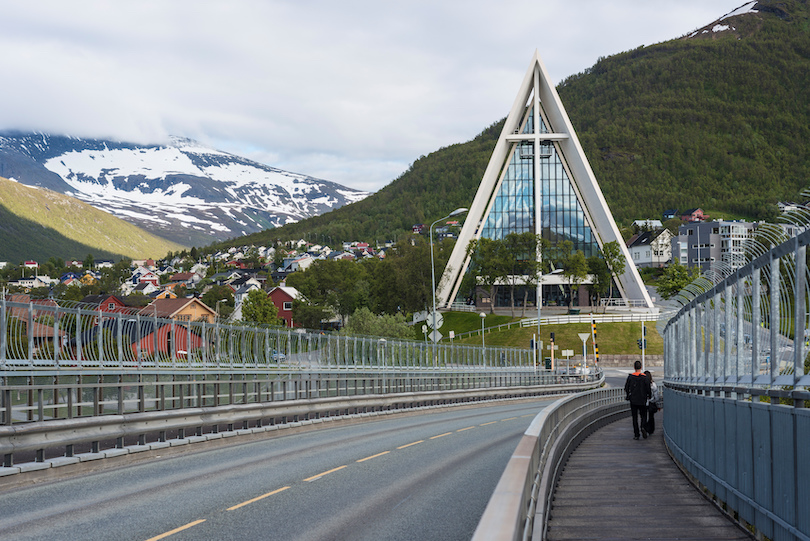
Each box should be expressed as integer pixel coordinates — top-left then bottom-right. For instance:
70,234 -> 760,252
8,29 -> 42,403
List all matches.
0,399 -> 556,541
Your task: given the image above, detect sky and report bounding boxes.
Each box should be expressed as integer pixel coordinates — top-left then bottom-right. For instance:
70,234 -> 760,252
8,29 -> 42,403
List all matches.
0,0 -> 745,193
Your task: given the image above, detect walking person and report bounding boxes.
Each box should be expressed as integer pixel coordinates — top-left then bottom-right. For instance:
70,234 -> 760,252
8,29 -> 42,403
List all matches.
644,370 -> 659,435
625,361 -> 651,440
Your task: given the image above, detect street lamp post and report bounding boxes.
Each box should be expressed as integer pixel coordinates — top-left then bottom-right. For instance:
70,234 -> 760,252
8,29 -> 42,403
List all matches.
429,207 -> 468,365
480,312 -> 486,366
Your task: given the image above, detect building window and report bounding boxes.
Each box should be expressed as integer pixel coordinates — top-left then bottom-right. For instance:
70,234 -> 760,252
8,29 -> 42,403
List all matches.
283,301 -> 292,311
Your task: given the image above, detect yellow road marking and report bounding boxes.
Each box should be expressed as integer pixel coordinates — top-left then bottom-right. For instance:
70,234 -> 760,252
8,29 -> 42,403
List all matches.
357,451 -> 390,463
521,414 -> 534,418
480,421 -> 497,426
144,519 -> 206,541
456,426 -> 476,432
501,417 -> 518,421
227,486 -> 290,511
397,440 -> 423,449
430,432 -> 452,440
304,465 -> 347,482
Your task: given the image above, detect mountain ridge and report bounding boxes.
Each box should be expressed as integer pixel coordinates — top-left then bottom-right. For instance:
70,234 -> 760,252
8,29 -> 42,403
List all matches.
0,132 -> 369,247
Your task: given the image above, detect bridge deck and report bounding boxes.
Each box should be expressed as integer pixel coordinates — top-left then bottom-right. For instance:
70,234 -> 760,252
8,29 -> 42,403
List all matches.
546,417 -> 752,540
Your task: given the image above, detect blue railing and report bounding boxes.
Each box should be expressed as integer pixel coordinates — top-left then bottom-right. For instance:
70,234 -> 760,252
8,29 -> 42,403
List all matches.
663,220 -> 810,540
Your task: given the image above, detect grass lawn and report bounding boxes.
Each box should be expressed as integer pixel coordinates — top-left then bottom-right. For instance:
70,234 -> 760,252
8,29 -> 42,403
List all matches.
439,312 -> 663,356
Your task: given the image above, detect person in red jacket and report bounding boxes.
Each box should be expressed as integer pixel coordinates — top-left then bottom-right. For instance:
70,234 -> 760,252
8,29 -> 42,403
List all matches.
625,360 -> 652,440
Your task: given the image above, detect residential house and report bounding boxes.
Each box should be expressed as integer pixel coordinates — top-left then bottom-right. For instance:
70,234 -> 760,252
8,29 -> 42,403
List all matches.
150,289 -> 177,300
680,208 -> 707,223
632,219 -> 663,230
131,259 -> 156,270
228,273 -> 262,291
80,272 -> 98,286
282,253 -> 314,273
131,267 -> 160,287
138,298 -> 217,324
268,286 -> 301,327
80,294 -> 130,314
190,263 -> 209,276
170,272 -> 200,288
132,281 -> 160,296
70,318 -> 207,361
662,209 -> 679,220
327,251 -> 355,261
626,230 -> 673,268
234,282 -> 263,306
60,272 -> 81,283
10,275 -> 53,290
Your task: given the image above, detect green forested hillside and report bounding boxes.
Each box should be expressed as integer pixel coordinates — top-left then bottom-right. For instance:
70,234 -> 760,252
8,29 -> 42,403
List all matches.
221,0 -> 810,249
0,177 -> 185,262
560,0 -> 810,221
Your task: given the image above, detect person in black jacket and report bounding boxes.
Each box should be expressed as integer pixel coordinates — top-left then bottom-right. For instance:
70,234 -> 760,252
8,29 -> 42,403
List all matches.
625,360 -> 652,440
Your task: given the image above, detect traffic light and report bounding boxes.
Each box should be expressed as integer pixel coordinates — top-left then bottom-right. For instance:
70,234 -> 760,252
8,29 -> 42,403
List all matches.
637,339 -> 643,350
550,332 -> 555,342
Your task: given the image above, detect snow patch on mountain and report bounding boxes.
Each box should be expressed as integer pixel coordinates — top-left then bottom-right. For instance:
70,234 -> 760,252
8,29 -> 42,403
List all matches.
0,132 -> 370,246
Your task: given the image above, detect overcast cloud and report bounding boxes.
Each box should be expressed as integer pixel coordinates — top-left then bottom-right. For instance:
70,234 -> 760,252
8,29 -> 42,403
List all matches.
0,1 -> 742,192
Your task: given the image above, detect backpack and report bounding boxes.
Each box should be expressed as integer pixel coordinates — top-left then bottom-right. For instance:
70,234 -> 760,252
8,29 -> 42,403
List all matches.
625,375 -> 638,401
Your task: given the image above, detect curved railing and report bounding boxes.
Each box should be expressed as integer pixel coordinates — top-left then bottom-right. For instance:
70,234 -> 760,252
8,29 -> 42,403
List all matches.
662,222 -> 810,541
472,388 -> 627,541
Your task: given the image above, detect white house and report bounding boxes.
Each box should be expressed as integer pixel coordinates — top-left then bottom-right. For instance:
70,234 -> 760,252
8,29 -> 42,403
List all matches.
627,230 -> 673,268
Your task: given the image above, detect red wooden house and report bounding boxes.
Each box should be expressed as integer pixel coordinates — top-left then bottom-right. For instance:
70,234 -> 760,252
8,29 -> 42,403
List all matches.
268,286 -> 301,327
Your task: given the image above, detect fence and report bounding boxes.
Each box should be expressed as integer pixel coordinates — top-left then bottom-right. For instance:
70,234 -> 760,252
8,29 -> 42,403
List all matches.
662,224 -> 810,540
1,298 -> 534,371
472,387 -> 628,541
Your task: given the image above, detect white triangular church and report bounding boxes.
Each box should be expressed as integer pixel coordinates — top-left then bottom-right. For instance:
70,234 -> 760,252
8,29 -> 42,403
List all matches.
437,51 -> 653,310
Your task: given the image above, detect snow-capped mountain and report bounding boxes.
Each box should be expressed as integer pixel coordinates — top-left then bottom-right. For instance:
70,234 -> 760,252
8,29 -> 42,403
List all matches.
0,132 -> 369,247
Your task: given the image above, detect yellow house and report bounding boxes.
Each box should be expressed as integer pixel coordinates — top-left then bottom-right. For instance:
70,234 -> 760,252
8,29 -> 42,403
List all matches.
80,272 -> 98,286
139,298 -> 216,324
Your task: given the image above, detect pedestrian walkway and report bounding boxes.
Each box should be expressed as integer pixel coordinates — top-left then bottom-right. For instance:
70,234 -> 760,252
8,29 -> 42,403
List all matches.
545,417 -> 752,540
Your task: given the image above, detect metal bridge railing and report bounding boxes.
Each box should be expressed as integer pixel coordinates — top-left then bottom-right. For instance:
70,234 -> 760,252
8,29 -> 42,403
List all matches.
0,298 -> 534,371
663,219 -> 810,541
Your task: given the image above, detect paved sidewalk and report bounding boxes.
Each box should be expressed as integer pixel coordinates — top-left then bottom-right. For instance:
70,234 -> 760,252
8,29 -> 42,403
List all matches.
545,417 -> 752,540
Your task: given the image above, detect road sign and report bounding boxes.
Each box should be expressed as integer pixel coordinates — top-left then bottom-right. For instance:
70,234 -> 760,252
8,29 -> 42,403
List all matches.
426,312 -> 444,329
429,329 -> 443,343
562,349 -> 574,357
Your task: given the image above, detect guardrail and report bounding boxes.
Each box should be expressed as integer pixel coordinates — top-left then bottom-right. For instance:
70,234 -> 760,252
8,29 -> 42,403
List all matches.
0,371 -> 604,474
472,387 -> 627,541
662,221 -> 810,540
